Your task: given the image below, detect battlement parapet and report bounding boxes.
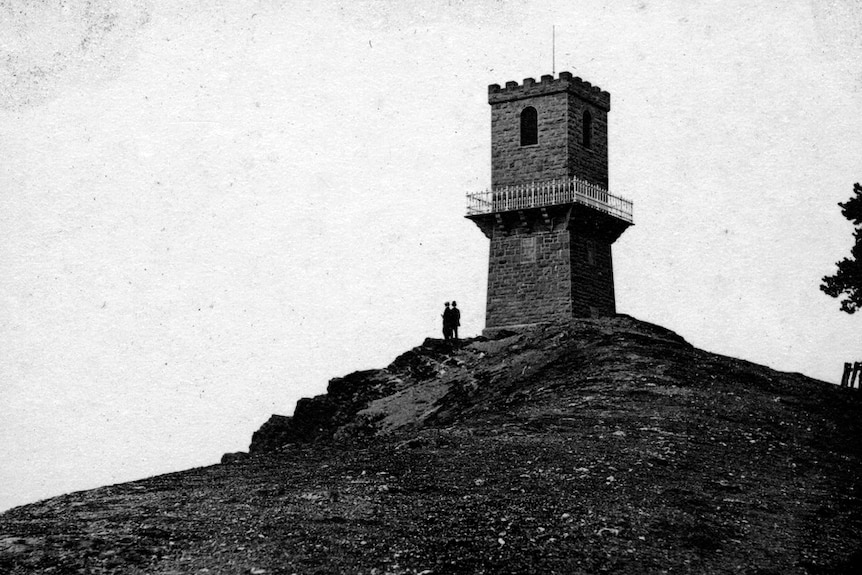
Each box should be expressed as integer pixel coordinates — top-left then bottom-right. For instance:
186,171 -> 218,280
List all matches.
488,71 -> 610,111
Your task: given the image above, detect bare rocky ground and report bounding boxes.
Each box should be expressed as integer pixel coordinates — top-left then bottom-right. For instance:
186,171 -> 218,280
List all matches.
1,316 -> 861,574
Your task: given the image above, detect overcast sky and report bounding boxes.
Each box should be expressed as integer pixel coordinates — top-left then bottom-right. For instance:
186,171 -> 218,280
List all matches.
2,0 -> 861,511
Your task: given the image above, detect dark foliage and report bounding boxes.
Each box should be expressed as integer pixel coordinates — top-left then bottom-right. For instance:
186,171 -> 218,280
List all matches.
821,183 -> 862,313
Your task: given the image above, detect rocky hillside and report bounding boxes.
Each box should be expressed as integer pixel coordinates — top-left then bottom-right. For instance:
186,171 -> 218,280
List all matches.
1,316 -> 861,574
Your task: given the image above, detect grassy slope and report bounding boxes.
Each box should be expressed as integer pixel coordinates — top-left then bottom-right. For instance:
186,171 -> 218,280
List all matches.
1,316 -> 860,574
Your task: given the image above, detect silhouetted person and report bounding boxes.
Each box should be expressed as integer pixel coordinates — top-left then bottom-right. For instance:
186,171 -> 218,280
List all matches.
451,301 -> 461,340
441,302 -> 453,340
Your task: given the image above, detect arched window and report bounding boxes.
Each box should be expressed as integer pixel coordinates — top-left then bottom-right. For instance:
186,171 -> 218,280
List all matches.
520,107 -> 538,146
582,110 -> 592,149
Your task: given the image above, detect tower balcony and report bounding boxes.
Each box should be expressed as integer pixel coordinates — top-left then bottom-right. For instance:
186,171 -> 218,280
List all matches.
466,176 -> 633,224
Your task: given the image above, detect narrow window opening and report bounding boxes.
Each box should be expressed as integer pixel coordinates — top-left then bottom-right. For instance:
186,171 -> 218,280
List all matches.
582,110 -> 592,149
521,237 -> 536,263
520,107 -> 538,146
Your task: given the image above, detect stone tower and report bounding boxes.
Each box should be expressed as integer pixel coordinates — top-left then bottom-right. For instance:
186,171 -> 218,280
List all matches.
466,71 -> 633,329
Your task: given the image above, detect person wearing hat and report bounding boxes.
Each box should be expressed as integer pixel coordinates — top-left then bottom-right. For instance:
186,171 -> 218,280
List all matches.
441,302 -> 453,341
451,301 -> 461,340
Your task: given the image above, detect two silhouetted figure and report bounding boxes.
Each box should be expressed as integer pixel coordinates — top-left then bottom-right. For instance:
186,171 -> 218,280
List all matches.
841,362 -> 861,389
442,301 -> 461,341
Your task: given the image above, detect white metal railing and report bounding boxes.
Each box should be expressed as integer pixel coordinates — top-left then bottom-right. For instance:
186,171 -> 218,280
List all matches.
466,176 -> 633,223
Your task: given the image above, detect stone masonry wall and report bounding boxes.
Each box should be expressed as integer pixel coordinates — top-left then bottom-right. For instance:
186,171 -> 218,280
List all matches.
486,225 -> 572,327
480,72 -> 620,328
489,72 -> 611,188
569,233 -> 616,317
491,92 -> 569,187
567,99 -> 609,188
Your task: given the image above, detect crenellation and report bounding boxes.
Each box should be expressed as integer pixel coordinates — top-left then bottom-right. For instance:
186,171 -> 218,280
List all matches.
488,71 -> 611,111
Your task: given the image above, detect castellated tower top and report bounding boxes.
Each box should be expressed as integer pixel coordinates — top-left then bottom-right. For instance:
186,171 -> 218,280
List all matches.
486,70 -> 611,188
488,71 -> 611,111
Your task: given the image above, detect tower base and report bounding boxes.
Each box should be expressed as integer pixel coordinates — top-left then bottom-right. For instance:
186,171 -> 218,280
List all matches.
468,203 -> 629,329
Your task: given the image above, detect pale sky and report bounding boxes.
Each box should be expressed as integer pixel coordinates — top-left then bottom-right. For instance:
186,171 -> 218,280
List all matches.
2,0 -> 861,511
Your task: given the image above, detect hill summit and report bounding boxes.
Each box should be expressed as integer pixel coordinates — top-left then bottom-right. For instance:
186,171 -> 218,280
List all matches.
2,316 -> 860,574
